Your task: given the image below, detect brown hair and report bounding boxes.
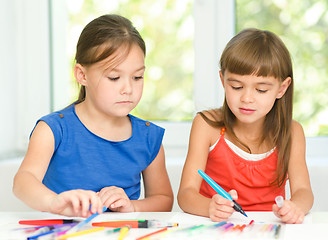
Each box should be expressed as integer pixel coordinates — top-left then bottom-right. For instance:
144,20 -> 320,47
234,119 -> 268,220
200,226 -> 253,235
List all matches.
200,28 -> 293,186
74,14 -> 146,103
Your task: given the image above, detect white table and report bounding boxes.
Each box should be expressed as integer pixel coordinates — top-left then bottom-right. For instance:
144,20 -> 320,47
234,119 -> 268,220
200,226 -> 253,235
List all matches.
0,211 -> 327,239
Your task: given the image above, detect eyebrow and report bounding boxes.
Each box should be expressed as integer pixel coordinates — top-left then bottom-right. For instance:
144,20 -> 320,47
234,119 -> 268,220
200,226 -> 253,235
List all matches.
227,78 -> 241,83
227,78 -> 274,86
112,66 -> 146,72
257,82 -> 274,86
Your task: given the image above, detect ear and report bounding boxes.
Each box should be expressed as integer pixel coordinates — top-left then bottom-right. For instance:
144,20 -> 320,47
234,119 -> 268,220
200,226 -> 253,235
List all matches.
219,70 -> 225,87
74,63 -> 87,86
276,77 -> 291,99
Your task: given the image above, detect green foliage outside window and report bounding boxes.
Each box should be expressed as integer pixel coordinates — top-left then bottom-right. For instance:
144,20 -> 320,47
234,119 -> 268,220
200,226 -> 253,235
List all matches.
236,0 -> 328,136
67,0 -> 328,135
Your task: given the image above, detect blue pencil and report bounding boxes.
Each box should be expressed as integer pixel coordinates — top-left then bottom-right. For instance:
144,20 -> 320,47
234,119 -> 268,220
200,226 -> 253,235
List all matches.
26,223 -> 76,240
198,170 -> 248,217
65,206 -> 107,234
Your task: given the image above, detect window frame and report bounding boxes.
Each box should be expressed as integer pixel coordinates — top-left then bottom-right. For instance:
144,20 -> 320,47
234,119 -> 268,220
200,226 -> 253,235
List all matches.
4,0 -> 327,164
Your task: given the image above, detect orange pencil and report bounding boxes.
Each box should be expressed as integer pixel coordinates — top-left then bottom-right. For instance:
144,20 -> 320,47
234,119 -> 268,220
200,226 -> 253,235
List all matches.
92,220 -> 178,228
136,227 -> 168,240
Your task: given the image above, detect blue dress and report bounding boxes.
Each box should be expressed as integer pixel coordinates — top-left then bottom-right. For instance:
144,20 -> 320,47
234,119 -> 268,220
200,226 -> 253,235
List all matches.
31,104 -> 164,200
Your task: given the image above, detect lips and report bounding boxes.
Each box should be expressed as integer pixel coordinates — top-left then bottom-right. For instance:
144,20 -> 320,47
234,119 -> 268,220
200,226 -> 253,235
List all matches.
117,100 -> 132,104
239,108 -> 255,115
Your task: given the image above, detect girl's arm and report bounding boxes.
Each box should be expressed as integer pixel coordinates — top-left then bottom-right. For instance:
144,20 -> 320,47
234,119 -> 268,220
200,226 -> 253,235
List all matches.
13,121 -> 103,217
13,121 -> 58,211
133,145 -> 174,212
273,120 -> 314,223
177,114 -> 234,220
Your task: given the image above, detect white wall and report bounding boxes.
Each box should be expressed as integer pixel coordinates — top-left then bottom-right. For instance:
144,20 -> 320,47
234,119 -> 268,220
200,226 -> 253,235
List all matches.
0,0 -> 51,158
0,0 -> 18,157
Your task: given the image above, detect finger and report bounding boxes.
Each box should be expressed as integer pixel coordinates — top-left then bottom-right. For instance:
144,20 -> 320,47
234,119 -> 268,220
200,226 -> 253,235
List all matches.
211,207 -> 233,222
80,194 -> 92,217
66,194 -> 81,215
282,211 -> 297,224
280,208 -> 296,223
296,215 -> 304,224
94,195 -> 106,214
98,187 -> 121,202
210,214 -> 228,222
215,203 -> 235,214
109,198 -> 127,209
102,193 -> 122,209
89,194 -> 100,214
103,189 -> 128,208
212,194 -> 234,207
228,189 -> 238,200
98,186 -> 117,198
272,204 -> 279,216
278,203 -> 291,216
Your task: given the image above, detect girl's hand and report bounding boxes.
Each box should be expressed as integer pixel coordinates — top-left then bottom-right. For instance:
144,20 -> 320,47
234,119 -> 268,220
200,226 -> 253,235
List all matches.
49,189 -> 103,217
272,200 -> 304,224
98,186 -> 135,213
209,190 -> 238,222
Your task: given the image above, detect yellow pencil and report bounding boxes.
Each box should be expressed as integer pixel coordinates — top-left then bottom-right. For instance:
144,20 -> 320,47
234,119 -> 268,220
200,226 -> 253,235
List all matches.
118,225 -> 131,240
58,227 -> 105,239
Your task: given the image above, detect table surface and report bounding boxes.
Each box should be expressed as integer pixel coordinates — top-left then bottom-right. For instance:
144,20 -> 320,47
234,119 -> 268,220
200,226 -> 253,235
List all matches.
0,211 -> 327,239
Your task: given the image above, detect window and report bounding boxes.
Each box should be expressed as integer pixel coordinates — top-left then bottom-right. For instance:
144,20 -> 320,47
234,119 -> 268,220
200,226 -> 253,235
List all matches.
2,0 -> 327,162
1,0 -> 51,160
235,0 -> 328,162
236,0 -> 328,137
58,0 -> 328,159
61,0 -> 194,121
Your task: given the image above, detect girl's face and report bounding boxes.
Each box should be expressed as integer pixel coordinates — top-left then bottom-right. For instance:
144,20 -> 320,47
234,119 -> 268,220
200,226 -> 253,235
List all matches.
220,71 -> 291,126
77,44 -> 145,118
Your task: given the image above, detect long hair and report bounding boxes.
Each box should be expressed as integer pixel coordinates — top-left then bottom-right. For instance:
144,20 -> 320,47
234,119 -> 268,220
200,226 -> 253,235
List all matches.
200,28 -> 293,187
74,14 -> 146,103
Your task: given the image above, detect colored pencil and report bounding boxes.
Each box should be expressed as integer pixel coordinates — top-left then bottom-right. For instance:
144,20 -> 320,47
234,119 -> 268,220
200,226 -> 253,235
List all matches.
136,227 -> 168,240
58,227 -> 105,239
118,225 -> 131,240
19,219 -> 80,226
64,206 -> 106,234
198,170 -> 248,217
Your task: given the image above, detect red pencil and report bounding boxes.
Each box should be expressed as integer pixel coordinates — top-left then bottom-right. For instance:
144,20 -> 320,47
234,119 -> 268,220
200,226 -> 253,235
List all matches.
19,219 -> 80,226
248,220 -> 255,226
136,227 -> 168,240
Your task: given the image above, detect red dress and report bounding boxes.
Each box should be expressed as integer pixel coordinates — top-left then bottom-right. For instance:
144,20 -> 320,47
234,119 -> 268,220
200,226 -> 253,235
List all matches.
199,128 -> 286,211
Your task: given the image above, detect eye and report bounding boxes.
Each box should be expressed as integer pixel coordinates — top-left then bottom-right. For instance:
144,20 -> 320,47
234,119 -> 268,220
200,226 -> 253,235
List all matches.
133,76 -> 144,80
108,77 -> 119,81
256,89 -> 268,93
231,86 -> 242,90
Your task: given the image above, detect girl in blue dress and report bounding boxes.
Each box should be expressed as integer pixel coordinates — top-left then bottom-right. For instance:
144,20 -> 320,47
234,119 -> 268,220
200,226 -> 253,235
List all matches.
13,14 -> 173,217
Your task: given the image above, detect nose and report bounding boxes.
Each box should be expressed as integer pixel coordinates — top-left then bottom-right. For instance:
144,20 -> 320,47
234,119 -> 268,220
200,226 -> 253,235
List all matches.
120,79 -> 132,95
240,89 -> 254,103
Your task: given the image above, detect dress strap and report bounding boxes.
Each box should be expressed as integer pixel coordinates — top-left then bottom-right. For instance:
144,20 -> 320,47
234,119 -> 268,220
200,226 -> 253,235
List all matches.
220,127 -> 225,136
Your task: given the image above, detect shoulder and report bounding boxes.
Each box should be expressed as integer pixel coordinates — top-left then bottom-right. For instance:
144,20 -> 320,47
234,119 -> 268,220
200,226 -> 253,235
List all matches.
129,114 -> 164,131
193,109 -> 223,128
199,108 -> 223,121
191,111 -> 222,144
40,105 -> 74,124
129,115 -> 165,140
289,120 -> 306,150
129,115 -> 164,162
291,120 -> 305,137
34,105 -> 75,143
